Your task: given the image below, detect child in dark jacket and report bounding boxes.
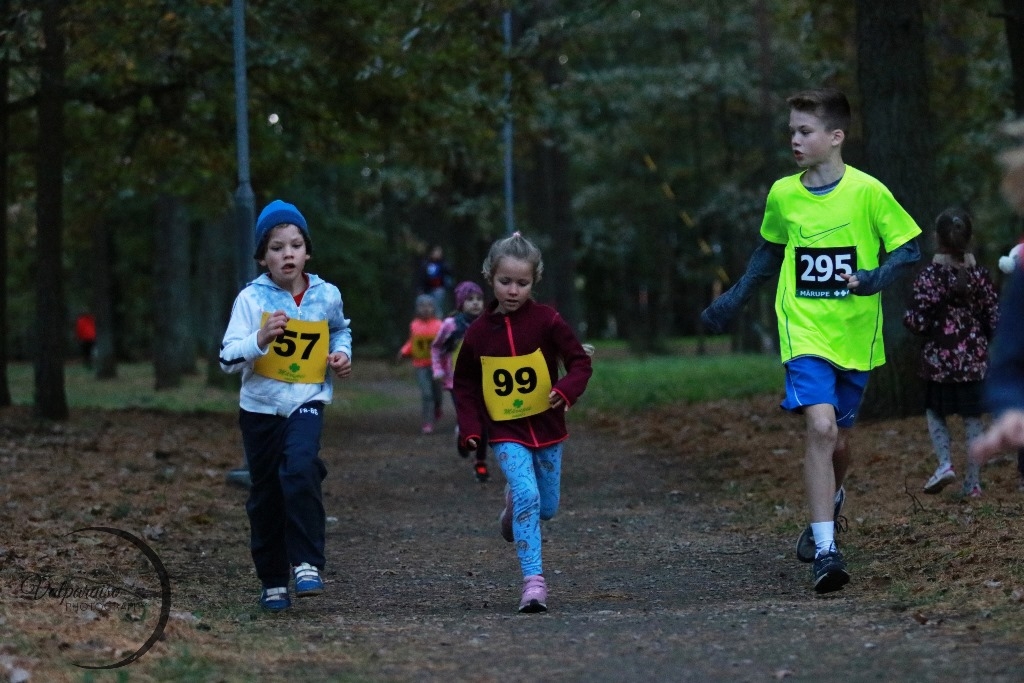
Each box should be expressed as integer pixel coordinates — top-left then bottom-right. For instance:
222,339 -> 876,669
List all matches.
452,232 -> 592,613
903,207 -> 999,497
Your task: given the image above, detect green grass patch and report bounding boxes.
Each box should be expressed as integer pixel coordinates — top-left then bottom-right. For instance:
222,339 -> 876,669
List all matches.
585,353 -> 783,411
5,362 -> 395,414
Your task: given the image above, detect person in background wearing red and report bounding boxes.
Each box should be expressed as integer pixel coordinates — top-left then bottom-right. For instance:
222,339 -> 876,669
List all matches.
74,312 -> 97,368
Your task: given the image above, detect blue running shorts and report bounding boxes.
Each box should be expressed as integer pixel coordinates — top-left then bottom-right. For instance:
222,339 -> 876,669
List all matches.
780,356 -> 870,428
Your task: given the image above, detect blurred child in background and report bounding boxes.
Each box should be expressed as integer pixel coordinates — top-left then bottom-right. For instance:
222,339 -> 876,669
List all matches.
400,295 -> 443,434
432,280 -> 489,481
903,207 -> 999,497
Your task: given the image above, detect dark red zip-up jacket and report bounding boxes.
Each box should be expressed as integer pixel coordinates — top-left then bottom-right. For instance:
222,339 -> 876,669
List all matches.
453,298 -> 592,449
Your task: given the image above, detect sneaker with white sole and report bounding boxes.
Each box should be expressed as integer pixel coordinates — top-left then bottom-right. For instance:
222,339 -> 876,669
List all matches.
519,574 -> 547,613
259,586 -> 291,611
812,548 -> 850,594
796,487 -> 847,563
499,486 -> 514,542
923,465 -> 956,494
293,562 -> 324,597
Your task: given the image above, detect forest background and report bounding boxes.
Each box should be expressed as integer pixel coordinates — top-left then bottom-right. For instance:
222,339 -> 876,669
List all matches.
3,0 -> 1024,420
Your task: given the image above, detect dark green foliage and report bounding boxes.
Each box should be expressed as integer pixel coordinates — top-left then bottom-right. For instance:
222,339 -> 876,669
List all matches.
1,0 -> 1021,380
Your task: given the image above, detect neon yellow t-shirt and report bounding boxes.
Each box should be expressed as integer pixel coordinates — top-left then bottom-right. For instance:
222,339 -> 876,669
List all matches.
760,166 -> 921,371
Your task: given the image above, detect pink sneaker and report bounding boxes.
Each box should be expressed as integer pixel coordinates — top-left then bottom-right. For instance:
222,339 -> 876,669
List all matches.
499,486 -> 513,542
519,575 -> 547,613
421,423 -> 433,434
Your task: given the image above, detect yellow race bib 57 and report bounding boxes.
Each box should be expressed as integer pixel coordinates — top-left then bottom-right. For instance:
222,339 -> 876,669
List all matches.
480,349 -> 552,421
253,314 -> 329,383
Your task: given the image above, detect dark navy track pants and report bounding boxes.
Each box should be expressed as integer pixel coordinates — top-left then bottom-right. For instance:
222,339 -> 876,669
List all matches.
239,401 -> 327,588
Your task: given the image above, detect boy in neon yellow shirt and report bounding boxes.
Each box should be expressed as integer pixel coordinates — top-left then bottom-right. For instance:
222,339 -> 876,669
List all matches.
702,88 -> 921,593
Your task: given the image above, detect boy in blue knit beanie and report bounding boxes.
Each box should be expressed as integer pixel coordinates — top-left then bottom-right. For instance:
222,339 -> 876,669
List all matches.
220,199 -> 352,611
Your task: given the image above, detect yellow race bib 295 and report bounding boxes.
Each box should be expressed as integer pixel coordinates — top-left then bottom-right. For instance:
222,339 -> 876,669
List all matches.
253,314 -> 329,383
480,349 -> 552,421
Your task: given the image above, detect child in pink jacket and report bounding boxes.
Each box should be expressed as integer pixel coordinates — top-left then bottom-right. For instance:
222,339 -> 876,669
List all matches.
432,281 -> 487,480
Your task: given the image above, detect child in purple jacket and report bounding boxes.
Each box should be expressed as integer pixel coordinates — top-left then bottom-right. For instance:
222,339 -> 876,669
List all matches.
432,280 -> 488,481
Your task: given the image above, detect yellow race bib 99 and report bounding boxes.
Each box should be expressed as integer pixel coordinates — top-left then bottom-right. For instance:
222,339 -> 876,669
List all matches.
253,314 -> 329,383
480,349 -> 552,421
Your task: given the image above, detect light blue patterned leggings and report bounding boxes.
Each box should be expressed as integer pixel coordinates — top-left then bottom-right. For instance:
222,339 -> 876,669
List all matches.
494,441 -> 563,578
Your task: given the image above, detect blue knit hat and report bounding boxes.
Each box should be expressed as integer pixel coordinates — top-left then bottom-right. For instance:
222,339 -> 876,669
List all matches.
255,200 -> 308,256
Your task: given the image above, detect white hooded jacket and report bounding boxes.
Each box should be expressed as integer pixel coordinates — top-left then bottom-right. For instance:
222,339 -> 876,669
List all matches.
219,272 -> 352,417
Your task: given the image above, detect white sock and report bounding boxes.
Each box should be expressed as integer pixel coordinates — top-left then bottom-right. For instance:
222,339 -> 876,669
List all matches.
811,521 -> 835,557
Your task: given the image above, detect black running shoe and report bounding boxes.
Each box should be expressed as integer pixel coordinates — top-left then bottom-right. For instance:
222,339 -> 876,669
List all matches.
812,549 -> 850,593
796,487 -> 847,563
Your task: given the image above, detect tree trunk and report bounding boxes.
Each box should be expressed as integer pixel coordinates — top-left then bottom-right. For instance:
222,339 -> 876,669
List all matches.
515,1 -> 581,336
91,214 -> 117,379
205,213 -> 238,389
152,194 -> 193,390
1002,0 -> 1024,116
528,137 -> 580,332
855,0 -> 937,419
33,0 -> 68,420
0,42 -> 10,407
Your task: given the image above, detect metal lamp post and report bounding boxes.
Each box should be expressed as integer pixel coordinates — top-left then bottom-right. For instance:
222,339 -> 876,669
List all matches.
227,0 -> 255,489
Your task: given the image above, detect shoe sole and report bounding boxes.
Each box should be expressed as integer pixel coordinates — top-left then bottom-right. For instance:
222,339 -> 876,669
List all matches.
813,568 -> 850,594
260,592 -> 291,610
260,601 -> 291,611
923,472 -> 956,494
518,600 -> 547,613
795,526 -> 815,563
295,579 -> 324,597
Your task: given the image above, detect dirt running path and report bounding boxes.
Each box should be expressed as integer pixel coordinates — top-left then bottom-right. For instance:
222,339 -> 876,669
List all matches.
305,375 -> 1024,682
3,365 -> 1024,681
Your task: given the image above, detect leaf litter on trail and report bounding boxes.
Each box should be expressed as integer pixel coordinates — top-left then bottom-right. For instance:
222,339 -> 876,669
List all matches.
3,386 -> 1024,679
591,393 -> 1024,634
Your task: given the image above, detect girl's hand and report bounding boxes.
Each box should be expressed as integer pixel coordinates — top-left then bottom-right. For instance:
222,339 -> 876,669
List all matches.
549,391 -> 566,411
329,352 -> 352,379
257,310 -> 289,349
465,437 -> 479,450
970,410 -> 1024,465
840,272 -> 860,290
